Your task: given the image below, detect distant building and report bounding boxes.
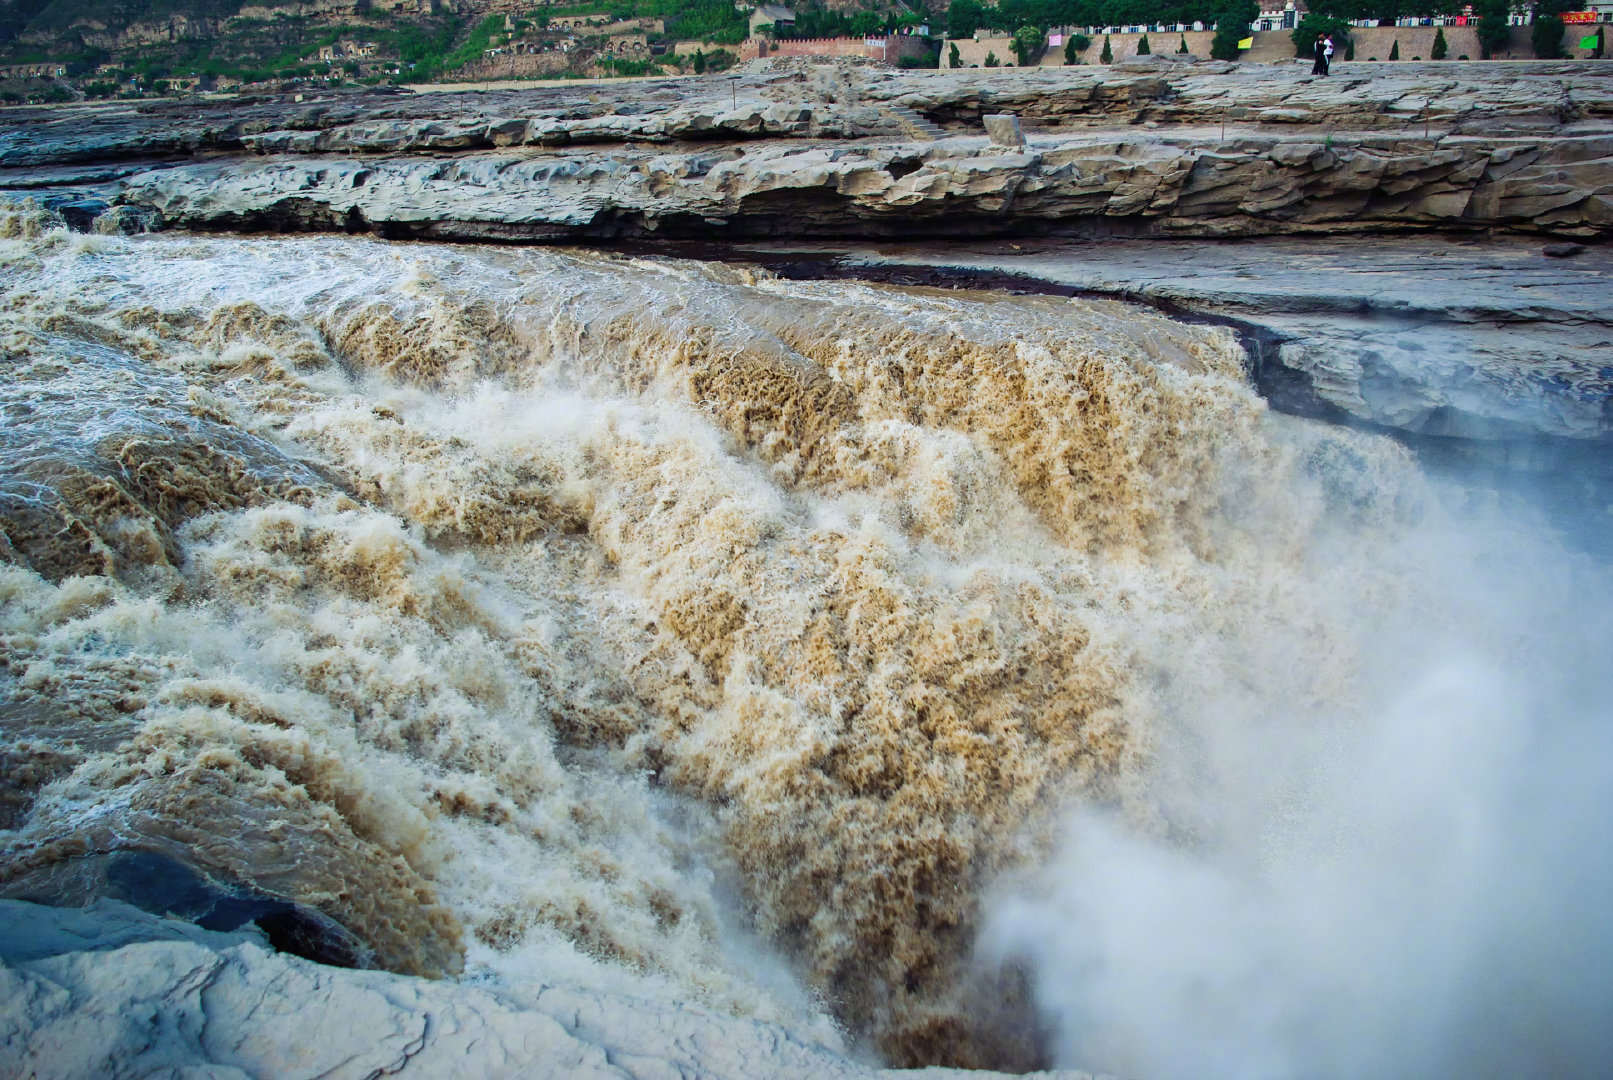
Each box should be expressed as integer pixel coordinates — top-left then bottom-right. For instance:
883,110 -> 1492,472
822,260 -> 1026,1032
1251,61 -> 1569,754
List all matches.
1255,0 -> 1302,32
0,62 -> 67,78
749,4 -> 796,36
311,40 -> 378,63
742,32 -> 927,64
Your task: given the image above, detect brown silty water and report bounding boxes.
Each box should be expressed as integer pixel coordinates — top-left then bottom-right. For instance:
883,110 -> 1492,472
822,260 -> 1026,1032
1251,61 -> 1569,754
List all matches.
0,203 -> 1445,1067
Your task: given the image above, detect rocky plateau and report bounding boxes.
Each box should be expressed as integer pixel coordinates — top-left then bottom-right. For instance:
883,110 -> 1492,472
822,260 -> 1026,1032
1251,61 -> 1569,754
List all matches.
2,57 -> 1610,241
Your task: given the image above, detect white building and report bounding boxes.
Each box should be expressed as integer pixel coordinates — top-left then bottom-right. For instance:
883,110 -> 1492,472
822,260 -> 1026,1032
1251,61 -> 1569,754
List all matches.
1255,1 -> 1301,32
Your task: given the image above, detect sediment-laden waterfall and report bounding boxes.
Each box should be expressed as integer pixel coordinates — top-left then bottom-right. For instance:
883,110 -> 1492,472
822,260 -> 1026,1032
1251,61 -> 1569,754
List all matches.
2,202 -> 1609,1076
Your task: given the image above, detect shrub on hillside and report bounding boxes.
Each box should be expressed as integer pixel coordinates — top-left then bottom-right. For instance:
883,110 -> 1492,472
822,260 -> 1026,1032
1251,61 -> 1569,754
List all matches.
1475,0 -> 1511,58
1012,24 -> 1046,65
1531,14 -> 1565,59
1210,0 -> 1257,61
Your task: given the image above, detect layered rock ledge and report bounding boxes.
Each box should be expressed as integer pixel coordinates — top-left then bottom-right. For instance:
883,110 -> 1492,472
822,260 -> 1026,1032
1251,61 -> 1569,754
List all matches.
3,59 -> 1610,240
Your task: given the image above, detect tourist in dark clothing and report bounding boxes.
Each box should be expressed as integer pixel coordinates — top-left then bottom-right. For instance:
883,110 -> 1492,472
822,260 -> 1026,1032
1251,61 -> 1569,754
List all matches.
1312,33 -> 1328,74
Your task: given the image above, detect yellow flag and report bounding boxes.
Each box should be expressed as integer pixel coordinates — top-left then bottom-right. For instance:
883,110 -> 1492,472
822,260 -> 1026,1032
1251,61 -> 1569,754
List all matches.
1237,36 -> 1254,49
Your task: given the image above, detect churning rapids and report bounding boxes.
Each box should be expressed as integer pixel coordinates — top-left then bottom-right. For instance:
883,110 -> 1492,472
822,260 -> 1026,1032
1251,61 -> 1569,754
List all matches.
2,200 -> 1610,1079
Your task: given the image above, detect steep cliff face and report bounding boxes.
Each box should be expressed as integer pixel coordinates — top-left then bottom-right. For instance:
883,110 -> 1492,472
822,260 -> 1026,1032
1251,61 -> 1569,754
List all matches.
3,0 -> 242,49
0,0 -> 409,58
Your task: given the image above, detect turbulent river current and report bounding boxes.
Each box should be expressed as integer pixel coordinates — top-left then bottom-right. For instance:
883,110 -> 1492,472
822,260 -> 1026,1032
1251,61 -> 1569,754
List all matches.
2,201 -> 1610,1078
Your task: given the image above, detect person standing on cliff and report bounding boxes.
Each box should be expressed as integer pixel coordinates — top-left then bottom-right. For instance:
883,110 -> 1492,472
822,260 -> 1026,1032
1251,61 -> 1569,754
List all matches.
1323,33 -> 1335,74
1312,33 -> 1328,74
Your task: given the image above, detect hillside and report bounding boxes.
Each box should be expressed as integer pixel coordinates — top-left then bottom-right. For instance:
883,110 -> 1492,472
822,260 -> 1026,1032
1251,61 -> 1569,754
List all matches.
0,0 -> 786,89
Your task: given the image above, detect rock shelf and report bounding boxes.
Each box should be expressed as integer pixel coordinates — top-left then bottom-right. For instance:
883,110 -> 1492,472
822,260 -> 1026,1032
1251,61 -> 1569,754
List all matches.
754,234 -> 1613,441
2,58 -> 1610,240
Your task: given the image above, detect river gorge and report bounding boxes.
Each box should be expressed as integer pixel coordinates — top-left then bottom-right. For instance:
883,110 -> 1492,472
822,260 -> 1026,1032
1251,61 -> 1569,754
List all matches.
2,57 -> 1611,1080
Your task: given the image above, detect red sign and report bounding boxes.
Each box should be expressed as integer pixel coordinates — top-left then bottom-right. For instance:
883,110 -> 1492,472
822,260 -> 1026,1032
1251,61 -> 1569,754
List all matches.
1563,11 -> 1598,22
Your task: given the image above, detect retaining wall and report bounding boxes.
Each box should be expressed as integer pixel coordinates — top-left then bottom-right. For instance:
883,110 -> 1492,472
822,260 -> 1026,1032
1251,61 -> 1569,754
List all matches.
944,25 -> 1607,69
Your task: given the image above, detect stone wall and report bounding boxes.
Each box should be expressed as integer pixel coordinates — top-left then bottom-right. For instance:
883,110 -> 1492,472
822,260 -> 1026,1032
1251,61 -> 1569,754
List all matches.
1348,26 -> 1483,61
673,40 -> 738,56
743,35 -> 931,64
1343,25 -> 1607,62
449,50 -> 575,79
947,26 -> 1612,69
949,31 -> 1215,68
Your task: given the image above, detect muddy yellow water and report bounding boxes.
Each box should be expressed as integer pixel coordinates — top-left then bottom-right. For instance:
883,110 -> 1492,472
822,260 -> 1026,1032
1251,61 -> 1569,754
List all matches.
6,201 -> 1600,1072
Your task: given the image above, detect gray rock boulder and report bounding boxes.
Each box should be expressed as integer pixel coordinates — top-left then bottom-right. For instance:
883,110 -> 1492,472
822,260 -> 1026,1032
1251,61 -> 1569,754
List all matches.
984,114 -> 1026,148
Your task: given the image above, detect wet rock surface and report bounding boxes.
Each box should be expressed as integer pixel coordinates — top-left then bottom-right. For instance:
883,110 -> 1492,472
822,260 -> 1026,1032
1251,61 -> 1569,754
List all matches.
766,235 -> 1613,441
1,850 -> 369,969
0,898 -> 1111,1080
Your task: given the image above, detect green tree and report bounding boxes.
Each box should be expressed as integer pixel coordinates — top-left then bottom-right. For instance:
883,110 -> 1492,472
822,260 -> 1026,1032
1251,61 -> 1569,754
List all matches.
1100,33 -> 1113,62
1210,0 -> 1258,61
984,50 -> 1000,66
1475,0 -> 1510,58
692,48 -> 706,72
947,0 -> 986,40
1012,24 -> 1046,65
1531,14 -> 1565,58
949,41 -> 962,67
1430,27 -> 1448,58
1136,32 -> 1151,53
1291,14 -> 1352,57
1178,34 -> 1190,53
1388,38 -> 1400,59
1065,32 -> 1090,64
1210,23 -> 1242,60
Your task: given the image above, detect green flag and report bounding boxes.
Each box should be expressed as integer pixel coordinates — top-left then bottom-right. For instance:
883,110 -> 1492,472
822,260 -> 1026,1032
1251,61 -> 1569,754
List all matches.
1580,32 -> 1600,48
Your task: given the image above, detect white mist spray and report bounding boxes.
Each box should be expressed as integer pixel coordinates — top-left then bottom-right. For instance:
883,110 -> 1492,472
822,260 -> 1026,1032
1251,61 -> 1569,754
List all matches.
980,459 -> 1613,1079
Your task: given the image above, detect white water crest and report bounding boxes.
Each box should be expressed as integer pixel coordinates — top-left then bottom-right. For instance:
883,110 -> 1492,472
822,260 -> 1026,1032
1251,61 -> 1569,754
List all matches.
2,203 -> 1609,1074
